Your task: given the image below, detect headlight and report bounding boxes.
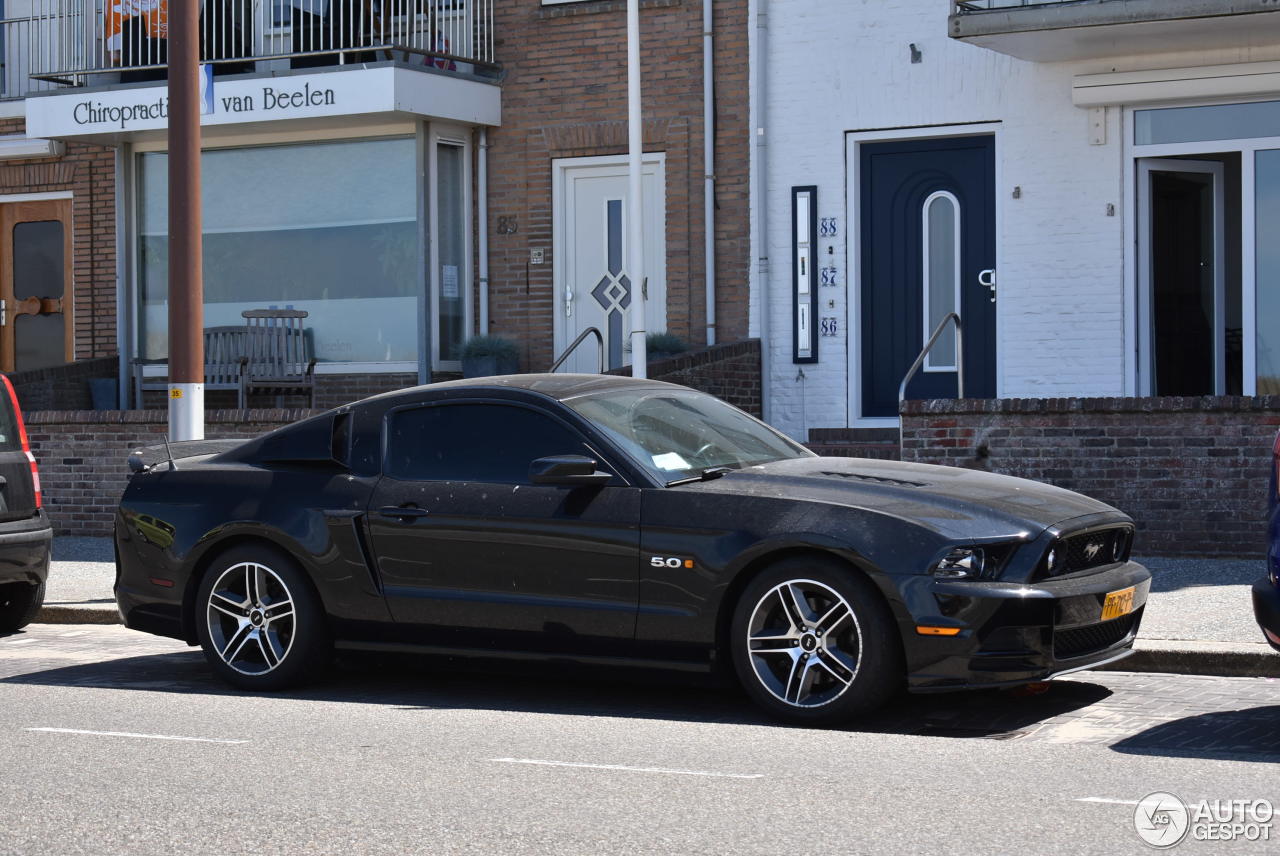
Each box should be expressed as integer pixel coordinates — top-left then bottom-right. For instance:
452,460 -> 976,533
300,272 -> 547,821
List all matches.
933,547 -> 985,580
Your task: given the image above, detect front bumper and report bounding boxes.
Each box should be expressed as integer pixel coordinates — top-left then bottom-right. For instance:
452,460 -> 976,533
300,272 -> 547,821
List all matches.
901,560 -> 1151,692
1252,578 -> 1280,652
0,510 -> 52,588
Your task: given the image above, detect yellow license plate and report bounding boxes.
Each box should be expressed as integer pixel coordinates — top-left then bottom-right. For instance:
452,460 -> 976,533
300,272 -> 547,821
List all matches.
1101,586 -> 1136,622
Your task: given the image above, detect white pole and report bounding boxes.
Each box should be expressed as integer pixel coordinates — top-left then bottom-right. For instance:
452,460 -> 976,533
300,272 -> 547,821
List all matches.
627,0 -> 647,378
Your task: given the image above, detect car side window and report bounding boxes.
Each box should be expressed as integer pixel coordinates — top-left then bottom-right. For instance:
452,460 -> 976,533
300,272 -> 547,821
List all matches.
386,403 -> 600,484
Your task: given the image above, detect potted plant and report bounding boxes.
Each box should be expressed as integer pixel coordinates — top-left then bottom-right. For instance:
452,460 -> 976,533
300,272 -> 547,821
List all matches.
461,335 -> 520,378
646,332 -> 689,361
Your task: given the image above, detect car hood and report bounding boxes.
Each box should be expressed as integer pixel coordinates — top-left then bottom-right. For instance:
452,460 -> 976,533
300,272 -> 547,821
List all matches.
677,456 -> 1124,540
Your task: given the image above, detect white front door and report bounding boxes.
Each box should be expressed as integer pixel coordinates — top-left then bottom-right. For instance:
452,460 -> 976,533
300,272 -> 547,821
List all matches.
553,155 -> 666,373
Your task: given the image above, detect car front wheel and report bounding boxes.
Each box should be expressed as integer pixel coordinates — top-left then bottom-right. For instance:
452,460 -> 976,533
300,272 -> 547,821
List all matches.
0,580 -> 44,633
195,545 -> 329,691
730,557 -> 902,725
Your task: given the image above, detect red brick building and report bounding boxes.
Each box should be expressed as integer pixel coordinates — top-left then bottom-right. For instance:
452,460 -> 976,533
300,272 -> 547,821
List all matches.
0,0 -> 750,411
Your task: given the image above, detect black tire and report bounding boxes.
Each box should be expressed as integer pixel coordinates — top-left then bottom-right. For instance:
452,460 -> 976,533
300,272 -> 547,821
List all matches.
0,580 -> 44,634
195,544 -> 330,691
729,556 -> 902,725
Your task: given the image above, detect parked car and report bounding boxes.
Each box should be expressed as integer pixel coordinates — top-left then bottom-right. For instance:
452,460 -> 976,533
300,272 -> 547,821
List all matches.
115,374 -> 1150,724
1253,429 -> 1280,652
0,375 -> 51,633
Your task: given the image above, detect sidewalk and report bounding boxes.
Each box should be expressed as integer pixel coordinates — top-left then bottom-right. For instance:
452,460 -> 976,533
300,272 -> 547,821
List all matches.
35,538 -> 1280,678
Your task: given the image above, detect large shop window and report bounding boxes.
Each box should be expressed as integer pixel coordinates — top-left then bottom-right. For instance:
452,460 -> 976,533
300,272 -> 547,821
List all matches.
137,137 -> 417,364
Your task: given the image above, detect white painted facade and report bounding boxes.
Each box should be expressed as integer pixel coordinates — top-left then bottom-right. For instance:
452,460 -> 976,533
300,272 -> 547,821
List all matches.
749,0 -> 1280,439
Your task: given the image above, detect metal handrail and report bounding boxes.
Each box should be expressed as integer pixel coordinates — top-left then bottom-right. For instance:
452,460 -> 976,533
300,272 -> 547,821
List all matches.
898,311 -> 963,414
549,326 -> 604,374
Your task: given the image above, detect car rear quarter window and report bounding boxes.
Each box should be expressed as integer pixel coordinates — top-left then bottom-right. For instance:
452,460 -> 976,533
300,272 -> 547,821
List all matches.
0,390 -> 21,453
387,403 -> 595,484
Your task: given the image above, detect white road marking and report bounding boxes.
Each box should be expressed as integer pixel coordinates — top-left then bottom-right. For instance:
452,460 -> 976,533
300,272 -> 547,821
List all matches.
491,758 -> 763,779
1077,798 -> 1140,806
59,631 -> 88,638
2,638 -> 35,645
27,728 -> 247,745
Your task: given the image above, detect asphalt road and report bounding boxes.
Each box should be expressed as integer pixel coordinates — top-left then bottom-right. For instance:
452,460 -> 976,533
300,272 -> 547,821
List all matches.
1,625 -> 1277,856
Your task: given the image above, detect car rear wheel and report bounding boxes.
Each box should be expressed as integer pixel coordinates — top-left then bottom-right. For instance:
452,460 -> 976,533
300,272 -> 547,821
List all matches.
195,545 -> 329,691
0,580 -> 44,633
730,557 -> 902,725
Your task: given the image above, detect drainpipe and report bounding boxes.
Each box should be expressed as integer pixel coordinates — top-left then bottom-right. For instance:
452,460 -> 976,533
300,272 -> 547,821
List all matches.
477,128 -> 490,334
703,0 -> 716,347
751,0 -> 771,421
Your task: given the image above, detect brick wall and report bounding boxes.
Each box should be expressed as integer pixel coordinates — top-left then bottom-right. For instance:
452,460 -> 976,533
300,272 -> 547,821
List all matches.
0,118 -> 117,361
9,356 -> 118,411
608,338 -> 761,416
25,409 -> 312,536
487,0 -> 750,371
900,396 -> 1280,558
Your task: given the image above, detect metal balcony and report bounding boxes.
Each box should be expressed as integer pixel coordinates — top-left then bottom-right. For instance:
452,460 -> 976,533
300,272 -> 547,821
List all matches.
1,0 -> 497,101
951,0 -> 1280,62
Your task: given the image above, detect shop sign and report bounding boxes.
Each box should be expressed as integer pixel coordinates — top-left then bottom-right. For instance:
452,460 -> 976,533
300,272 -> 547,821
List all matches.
26,66 -> 394,139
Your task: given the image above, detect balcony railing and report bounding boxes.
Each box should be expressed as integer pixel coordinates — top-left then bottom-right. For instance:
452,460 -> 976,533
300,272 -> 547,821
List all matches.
1,0 -> 497,100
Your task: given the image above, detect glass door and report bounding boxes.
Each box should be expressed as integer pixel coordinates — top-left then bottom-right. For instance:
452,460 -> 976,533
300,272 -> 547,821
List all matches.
1137,159 -> 1227,396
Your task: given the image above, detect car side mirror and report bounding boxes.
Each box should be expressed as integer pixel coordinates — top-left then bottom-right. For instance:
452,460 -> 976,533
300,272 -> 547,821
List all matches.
530,454 -> 613,487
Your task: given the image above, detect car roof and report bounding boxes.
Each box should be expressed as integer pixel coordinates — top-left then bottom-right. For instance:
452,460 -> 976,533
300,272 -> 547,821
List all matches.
359,373 -> 684,407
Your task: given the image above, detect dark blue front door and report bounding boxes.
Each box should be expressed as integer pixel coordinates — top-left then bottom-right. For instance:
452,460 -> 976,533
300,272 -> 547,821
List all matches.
860,135 -> 996,418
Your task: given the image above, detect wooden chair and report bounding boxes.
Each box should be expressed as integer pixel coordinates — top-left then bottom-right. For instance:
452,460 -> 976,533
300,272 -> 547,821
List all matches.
237,309 -> 317,409
133,325 -> 250,408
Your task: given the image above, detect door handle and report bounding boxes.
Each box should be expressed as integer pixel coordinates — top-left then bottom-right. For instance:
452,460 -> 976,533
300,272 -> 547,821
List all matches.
378,505 -> 428,521
565,285 -> 574,318
977,269 -> 996,302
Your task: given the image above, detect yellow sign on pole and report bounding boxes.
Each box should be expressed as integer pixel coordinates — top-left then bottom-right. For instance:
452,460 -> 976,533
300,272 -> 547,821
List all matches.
169,388 -> 183,399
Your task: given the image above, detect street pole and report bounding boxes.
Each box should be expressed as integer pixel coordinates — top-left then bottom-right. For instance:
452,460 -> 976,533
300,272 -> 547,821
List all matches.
627,0 -> 647,378
168,0 -> 204,440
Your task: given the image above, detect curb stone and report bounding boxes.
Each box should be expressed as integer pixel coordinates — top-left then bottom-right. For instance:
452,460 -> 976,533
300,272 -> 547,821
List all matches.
1097,639 -> 1280,679
36,605 -> 121,625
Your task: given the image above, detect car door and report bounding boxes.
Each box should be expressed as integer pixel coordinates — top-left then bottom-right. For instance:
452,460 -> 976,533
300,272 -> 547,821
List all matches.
365,399 -> 642,654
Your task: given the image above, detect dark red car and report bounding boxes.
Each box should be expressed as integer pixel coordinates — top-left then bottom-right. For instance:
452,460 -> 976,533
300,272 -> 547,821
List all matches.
0,375 -> 50,633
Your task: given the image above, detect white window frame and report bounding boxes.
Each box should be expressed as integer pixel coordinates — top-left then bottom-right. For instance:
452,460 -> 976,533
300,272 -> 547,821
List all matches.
921,190 -> 961,373
1121,94 -> 1280,398
428,122 -> 473,371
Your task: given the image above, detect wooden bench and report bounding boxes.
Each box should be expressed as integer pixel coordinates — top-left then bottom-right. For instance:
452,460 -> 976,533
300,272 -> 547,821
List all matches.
132,310 -> 316,409
237,309 -> 317,408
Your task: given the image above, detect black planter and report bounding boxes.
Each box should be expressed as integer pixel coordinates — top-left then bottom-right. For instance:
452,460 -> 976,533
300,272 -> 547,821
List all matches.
462,355 -> 519,378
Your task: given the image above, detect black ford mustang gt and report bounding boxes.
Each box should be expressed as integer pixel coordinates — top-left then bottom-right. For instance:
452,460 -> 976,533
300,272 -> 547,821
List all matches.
115,374 -> 1150,724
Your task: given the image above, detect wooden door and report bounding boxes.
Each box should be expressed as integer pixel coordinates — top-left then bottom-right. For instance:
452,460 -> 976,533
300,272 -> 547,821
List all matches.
0,199 -> 74,372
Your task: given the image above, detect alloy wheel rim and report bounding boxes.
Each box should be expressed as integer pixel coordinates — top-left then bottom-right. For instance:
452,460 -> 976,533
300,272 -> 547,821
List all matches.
745,578 -> 862,708
206,562 -> 296,676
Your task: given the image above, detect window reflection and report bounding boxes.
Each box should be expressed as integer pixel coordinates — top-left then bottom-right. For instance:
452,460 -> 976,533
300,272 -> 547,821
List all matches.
137,137 -> 418,363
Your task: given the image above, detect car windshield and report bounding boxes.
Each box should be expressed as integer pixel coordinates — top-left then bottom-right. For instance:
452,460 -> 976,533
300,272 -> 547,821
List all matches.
564,387 -> 813,483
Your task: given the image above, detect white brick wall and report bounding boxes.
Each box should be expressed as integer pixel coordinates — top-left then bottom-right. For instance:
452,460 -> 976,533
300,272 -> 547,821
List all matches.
750,0 -> 1280,438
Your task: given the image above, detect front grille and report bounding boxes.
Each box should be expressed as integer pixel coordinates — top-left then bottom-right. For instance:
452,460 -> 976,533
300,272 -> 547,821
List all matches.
1039,526 -> 1132,579
1053,606 -> 1142,660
